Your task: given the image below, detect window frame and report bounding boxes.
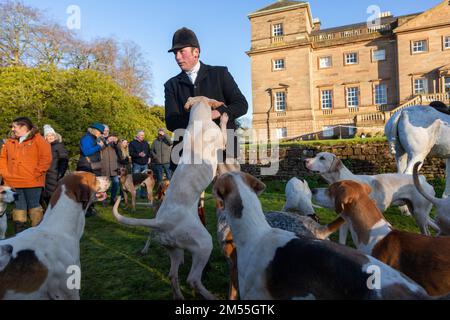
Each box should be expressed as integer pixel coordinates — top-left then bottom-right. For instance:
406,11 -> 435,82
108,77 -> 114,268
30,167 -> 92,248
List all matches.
277,127 -> 288,139
272,23 -> 284,37
411,39 -> 429,54
444,36 -> 450,50
273,58 -> 285,71
274,91 -> 287,112
344,52 -> 359,66
414,78 -> 428,94
374,84 -> 388,105
444,77 -> 450,93
318,56 -> 333,69
346,86 -> 360,108
320,89 -> 334,110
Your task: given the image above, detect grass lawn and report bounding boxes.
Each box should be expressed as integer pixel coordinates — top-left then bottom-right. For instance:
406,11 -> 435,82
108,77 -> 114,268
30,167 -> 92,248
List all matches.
70,176 -> 445,300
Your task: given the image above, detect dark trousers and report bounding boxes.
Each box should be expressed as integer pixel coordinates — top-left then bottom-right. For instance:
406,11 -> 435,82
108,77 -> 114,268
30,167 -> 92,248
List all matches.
153,164 -> 172,184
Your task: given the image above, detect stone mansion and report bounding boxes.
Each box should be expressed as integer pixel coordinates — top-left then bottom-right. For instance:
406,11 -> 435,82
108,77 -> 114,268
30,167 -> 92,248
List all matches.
248,0 -> 450,139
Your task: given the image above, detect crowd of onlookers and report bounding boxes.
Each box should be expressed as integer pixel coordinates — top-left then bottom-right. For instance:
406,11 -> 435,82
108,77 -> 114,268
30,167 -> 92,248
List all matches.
0,117 -> 173,234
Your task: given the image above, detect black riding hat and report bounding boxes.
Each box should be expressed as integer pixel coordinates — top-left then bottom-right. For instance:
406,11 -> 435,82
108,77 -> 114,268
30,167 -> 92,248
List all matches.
168,27 -> 200,53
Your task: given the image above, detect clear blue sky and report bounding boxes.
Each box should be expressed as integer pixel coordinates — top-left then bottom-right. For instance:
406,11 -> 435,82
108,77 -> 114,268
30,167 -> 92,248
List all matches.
22,0 -> 443,120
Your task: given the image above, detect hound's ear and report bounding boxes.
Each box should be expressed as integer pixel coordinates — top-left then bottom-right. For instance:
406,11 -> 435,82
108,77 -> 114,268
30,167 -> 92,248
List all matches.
63,173 -> 96,209
330,157 -> 343,173
208,99 -> 225,109
212,177 -> 226,209
329,184 -> 353,214
242,173 -> 266,196
361,183 -> 372,196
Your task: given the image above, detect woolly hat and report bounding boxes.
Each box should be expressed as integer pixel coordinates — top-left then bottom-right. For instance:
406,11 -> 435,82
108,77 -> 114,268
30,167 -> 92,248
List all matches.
43,124 -> 56,137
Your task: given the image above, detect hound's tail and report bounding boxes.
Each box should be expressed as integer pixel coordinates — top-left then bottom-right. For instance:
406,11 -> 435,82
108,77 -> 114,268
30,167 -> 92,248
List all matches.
385,110 -> 403,155
112,198 -> 160,229
315,217 -> 346,240
413,162 -> 442,207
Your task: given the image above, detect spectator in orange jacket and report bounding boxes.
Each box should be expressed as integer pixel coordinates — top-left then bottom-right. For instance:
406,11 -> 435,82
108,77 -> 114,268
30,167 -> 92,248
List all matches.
0,117 -> 52,234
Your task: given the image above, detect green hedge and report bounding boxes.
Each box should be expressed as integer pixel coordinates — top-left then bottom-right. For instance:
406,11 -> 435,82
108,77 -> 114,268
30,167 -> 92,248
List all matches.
0,66 -> 165,158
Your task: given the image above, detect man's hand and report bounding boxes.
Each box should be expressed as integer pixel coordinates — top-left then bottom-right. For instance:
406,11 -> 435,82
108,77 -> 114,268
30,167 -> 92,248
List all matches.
98,140 -> 105,148
139,152 -> 146,158
212,110 -> 222,120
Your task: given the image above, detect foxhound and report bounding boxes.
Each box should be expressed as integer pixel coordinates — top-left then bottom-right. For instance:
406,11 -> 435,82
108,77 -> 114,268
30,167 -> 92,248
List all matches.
112,96 -> 228,300
313,180 -> 450,297
212,172 -> 429,300
305,152 -> 438,238
385,105 -> 450,198
118,167 -> 155,211
0,172 -> 110,300
413,162 -> 450,235
0,186 -> 17,240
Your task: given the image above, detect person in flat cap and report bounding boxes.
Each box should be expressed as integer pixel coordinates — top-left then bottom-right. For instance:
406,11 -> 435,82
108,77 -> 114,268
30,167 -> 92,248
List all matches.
165,27 -> 249,226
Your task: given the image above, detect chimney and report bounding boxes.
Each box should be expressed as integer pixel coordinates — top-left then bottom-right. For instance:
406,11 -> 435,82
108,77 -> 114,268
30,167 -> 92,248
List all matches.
379,11 -> 393,18
313,18 -> 321,31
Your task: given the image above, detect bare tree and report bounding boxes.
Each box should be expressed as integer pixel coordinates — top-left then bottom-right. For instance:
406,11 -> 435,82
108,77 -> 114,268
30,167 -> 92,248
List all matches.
116,41 -> 153,103
0,1 -> 42,66
31,23 -> 76,67
0,1 -> 154,104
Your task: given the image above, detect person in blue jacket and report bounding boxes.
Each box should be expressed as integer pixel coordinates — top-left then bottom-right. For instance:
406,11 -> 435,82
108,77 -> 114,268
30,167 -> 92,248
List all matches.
77,123 -> 106,176
76,123 -> 106,217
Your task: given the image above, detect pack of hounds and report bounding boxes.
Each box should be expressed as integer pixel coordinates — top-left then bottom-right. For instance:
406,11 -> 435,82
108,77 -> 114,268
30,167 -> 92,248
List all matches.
1,97 -> 450,300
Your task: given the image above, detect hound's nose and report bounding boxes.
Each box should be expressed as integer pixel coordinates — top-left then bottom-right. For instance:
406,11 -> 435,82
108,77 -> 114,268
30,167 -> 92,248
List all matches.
13,193 -> 19,201
312,188 -> 318,195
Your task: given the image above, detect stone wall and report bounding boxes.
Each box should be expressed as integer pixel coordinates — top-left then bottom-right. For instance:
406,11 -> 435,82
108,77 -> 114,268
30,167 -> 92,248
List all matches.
241,142 -> 446,181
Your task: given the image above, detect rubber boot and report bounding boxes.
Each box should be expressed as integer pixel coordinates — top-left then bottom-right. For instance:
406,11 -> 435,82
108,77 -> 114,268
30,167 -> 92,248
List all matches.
12,209 -> 27,235
28,207 -> 44,227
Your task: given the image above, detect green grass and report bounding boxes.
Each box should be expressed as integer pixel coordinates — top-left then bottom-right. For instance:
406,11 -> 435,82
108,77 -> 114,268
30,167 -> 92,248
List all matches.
3,177 -> 445,300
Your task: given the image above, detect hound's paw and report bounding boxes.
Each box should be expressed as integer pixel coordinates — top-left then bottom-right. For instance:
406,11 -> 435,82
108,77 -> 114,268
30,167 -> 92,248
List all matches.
220,113 -> 229,126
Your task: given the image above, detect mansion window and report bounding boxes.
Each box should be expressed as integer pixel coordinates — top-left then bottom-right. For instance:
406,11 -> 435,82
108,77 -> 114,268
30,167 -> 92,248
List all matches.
321,90 -> 333,109
346,87 -> 359,107
273,59 -> 285,71
277,128 -> 288,139
275,91 -> 286,111
444,36 -> 450,50
412,40 -> 428,54
414,78 -> 428,94
374,84 -> 387,105
372,49 -> 386,62
345,52 -> 358,65
319,56 -> 332,69
445,77 -> 450,93
272,23 -> 284,37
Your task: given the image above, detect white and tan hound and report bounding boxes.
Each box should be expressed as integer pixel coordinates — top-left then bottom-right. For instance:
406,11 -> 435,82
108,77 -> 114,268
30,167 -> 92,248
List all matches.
113,96 -> 228,300
0,187 -> 17,240
305,152 -> 438,239
0,172 -> 110,300
313,180 -> 450,297
213,172 -> 430,300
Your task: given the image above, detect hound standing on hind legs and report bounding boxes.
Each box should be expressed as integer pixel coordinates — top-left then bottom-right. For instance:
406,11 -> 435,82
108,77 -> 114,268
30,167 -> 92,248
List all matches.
113,96 -> 228,300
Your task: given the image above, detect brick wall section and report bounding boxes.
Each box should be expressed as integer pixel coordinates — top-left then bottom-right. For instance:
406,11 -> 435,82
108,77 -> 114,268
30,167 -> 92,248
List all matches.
241,142 -> 446,181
